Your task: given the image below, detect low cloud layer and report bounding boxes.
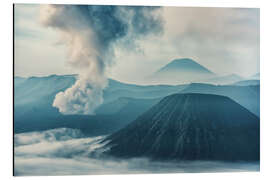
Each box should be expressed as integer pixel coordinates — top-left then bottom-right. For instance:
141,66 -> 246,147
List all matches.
14,128 -> 259,176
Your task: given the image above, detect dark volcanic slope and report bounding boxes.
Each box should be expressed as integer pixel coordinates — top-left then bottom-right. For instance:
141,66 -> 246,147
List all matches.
104,93 -> 260,161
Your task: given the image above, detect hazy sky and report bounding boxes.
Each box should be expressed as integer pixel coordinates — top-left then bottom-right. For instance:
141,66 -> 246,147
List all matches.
14,4 -> 259,84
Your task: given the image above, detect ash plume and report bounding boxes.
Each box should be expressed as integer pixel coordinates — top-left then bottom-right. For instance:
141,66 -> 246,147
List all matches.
40,5 -> 163,114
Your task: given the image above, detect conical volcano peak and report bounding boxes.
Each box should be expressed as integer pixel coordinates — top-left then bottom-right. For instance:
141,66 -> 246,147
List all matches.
157,58 -> 213,74
168,58 -> 197,64
167,58 -> 202,66
148,58 -> 215,84
104,93 -> 260,161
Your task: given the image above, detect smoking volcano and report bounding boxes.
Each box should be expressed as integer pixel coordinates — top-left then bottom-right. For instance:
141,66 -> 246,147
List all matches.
104,93 -> 260,161
40,5 -> 163,114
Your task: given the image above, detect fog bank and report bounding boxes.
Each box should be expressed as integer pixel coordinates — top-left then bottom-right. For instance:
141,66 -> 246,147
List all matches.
14,128 -> 259,176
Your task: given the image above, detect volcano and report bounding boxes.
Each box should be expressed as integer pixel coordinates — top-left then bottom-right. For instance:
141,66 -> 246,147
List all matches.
147,58 -> 215,84
104,93 -> 260,161
156,58 -> 213,74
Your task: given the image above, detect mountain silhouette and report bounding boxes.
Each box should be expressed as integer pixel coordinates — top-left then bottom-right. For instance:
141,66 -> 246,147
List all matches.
156,58 -> 213,74
148,58 -> 214,84
104,93 -> 260,161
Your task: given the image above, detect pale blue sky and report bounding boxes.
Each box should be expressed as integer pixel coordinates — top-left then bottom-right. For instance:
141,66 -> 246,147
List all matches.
14,4 -> 260,84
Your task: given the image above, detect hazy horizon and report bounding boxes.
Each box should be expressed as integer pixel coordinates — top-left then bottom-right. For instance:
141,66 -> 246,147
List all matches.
14,5 -> 259,85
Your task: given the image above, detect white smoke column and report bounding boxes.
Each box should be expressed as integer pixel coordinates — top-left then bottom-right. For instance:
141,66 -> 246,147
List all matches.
40,5 -> 163,115
40,5 -> 107,114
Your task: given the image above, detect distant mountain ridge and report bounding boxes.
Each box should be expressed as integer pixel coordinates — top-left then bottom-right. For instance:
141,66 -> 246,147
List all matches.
14,75 -> 186,135
198,74 -> 244,85
104,93 -> 260,161
250,73 -> 260,80
233,80 -> 260,86
181,83 -> 260,116
14,74 -> 260,135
